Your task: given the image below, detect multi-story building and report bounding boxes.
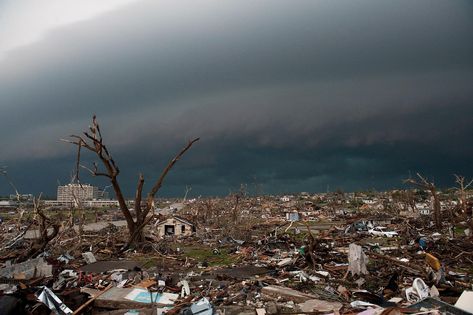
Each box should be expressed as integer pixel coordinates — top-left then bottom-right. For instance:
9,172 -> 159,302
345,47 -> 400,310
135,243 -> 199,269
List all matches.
57,184 -> 99,203
9,194 -> 34,201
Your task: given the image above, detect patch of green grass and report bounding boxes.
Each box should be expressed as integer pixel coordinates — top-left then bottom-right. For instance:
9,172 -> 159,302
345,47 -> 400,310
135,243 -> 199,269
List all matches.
454,226 -> 466,236
0,212 -> 18,221
300,221 -> 321,226
140,257 -> 161,269
183,246 -> 238,267
283,231 -> 308,242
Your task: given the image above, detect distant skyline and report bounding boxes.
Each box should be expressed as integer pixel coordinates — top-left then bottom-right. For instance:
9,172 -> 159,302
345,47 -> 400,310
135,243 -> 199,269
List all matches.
1,0 -> 472,198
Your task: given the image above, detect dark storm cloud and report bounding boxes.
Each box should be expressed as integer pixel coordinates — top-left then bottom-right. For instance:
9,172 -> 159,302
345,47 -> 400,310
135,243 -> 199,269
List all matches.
0,0 -> 472,196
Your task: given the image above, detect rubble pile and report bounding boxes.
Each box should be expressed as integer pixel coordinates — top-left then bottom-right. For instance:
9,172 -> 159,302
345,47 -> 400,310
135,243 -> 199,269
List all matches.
0,193 -> 472,315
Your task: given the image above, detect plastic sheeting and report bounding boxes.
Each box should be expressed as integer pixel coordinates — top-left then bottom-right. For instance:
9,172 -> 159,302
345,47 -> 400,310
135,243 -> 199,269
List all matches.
36,286 -> 72,315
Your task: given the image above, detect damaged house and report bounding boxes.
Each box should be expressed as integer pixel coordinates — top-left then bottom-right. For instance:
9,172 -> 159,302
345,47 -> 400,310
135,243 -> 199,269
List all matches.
156,216 -> 196,237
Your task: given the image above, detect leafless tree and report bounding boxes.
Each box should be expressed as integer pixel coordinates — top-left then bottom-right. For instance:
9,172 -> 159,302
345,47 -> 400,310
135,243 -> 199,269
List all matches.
34,194 -> 60,251
231,193 -> 241,223
0,168 -> 60,259
391,190 -> 416,215
0,166 -> 27,230
404,173 -> 441,229
63,116 -> 199,249
70,185 -> 86,243
0,166 -> 20,198
304,221 -> 317,269
183,185 -> 192,202
454,174 -> 473,222
18,194 -> 60,261
231,184 -> 247,223
201,199 -> 213,224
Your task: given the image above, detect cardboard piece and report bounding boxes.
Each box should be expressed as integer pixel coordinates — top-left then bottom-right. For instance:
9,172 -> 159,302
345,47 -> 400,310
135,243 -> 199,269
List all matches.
455,291 -> 473,314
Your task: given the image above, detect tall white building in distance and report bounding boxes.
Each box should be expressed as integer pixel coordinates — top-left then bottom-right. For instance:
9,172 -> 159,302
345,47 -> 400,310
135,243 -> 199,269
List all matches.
57,184 -> 99,203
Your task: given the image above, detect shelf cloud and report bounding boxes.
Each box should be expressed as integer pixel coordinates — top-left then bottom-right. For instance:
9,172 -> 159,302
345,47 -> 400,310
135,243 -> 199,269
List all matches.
0,0 -> 472,196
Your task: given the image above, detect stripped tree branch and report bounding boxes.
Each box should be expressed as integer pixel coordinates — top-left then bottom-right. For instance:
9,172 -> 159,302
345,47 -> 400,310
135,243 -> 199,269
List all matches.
64,116 -> 199,248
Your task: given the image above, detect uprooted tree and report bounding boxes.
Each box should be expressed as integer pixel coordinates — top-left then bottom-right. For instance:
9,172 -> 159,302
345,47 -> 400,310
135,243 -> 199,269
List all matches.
63,116 -> 199,250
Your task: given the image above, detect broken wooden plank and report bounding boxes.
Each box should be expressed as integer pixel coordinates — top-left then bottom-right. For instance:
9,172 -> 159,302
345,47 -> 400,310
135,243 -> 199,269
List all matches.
261,285 -> 318,303
73,284 -> 113,315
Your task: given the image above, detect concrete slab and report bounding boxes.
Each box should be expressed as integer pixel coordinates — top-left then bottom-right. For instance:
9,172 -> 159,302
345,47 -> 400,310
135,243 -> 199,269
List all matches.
298,299 -> 342,312
0,257 -> 52,279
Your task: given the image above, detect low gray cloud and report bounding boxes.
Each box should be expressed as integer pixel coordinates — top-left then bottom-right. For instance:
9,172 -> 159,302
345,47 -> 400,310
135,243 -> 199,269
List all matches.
0,0 -> 472,196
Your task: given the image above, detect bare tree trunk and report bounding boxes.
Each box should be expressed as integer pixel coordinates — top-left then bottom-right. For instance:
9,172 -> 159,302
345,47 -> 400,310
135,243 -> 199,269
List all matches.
432,191 -> 441,228
232,194 -> 241,223
455,175 -> 473,219
129,137 -> 200,248
21,195 -> 60,260
304,222 -> 317,269
63,116 -> 199,249
404,173 -> 442,229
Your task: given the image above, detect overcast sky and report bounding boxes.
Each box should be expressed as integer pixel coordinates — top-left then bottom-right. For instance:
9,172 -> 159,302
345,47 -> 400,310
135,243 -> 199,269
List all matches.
1,0 -> 472,197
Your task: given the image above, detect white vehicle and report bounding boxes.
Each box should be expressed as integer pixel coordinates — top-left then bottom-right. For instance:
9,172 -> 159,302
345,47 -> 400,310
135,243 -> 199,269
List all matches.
368,226 -> 398,238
